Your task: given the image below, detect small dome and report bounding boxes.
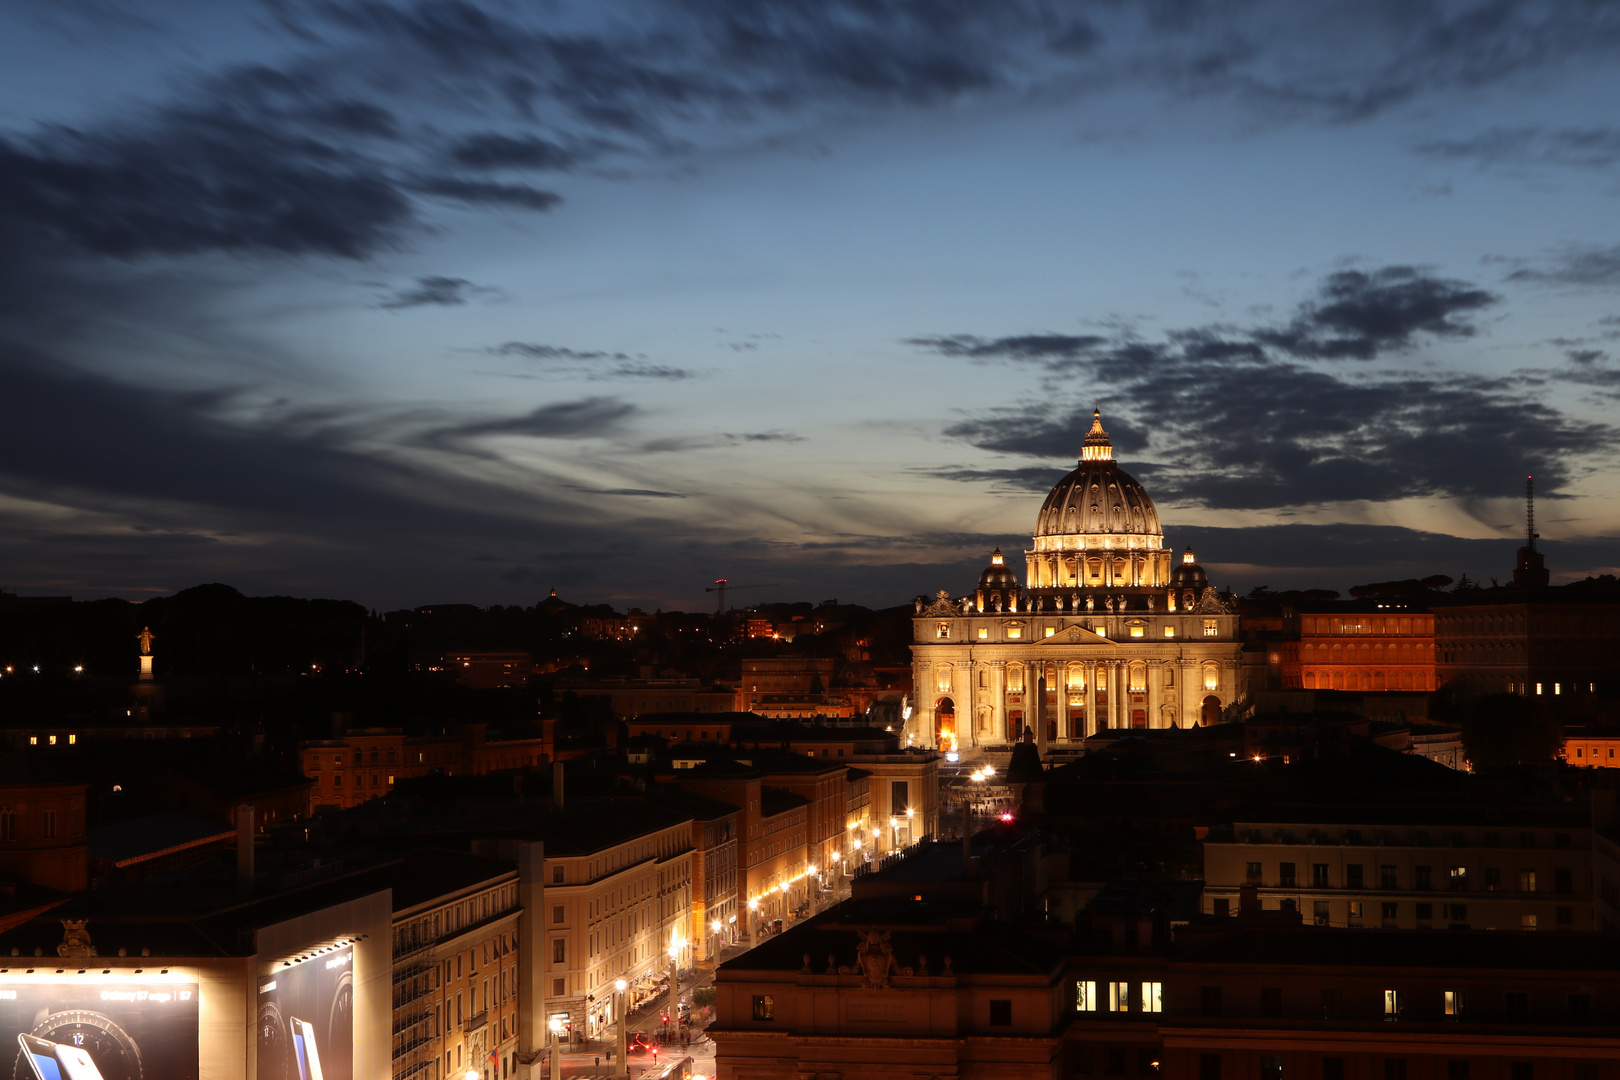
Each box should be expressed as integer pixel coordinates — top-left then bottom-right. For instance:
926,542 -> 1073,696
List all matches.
1170,545 -> 1209,588
978,548 -> 1020,590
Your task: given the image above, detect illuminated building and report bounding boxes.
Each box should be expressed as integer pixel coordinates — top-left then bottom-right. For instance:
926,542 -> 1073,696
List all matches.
301,724 -> 549,810
910,410 -> 1242,752
1282,601 -> 1437,692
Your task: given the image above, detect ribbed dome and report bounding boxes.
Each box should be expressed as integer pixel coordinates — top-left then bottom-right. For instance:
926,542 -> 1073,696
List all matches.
1170,545 -> 1209,588
1032,410 -> 1163,553
978,548 -> 1020,590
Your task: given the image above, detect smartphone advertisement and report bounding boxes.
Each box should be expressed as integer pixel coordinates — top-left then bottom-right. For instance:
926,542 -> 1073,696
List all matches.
256,945 -> 353,1080
0,976 -> 199,1080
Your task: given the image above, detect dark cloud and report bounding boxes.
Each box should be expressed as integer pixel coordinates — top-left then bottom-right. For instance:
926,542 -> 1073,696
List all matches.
1508,245 -> 1620,288
1257,267 -> 1497,360
912,266 -> 1611,511
411,177 -> 563,211
1416,126 -> 1620,170
449,133 -> 584,170
913,465 -> 1067,493
492,342 -> 629,361
903,333 -> 1107,362
416,397 -> 639,453
639,431 -> 805,453
486,342 -> 694,381
379,275 -> 492,309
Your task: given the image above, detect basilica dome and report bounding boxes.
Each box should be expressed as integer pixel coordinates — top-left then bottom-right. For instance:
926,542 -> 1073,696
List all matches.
1032,410 -> 1164,553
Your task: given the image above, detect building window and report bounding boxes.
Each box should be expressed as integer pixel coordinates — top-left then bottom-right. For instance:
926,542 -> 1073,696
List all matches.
1129,625 -> 1144,638
936,623 -> 951,639
1077,981 -> 1098,1011
1109,982 -> 1129,1012
1504,993 -> 1529,1022
1519,869 -> 1536,892
1046,626 -> 1056,638
1569,993 -> 1591,1024
1444,990 -> 1466,1020
989,999 -> 1013,1026
552,905 -> 565,924
978,628 -> 989,639
553,866 -> 565,884
1261,987 -> 1283,1017
1313,900 -> 1330,925
1142,982 -> 1162,1013
1246,862 -> 1262,883
1521,914 -> 1537,930
1203,665 -> 1220,690
1313,864 -> 1330,887
1380,865 -> 1398,889
1203,620 -> 1218,637
1414,866 -> 1432,891
1006,626 -> 1021,639
1321,989 -> 1343,1020
551,978 -> 564,996
1346,864 -> 1364,888
1262,1057 -> 1282,1080
1278,862 -> 1297,887
1348,901 -> 1364,919
1445,903 -> 1467,921
1557,906 -> 1573,926
1449,866 -> 1468,891
1199,1055 -> 1221,1080
1200,986 -> 1222,1017
42,811 -> 55,840
1164,626 -> 1176,637
1323,1060 -> 1345,1080
1383,990 -> 1402,1020
552,939 -> 565,963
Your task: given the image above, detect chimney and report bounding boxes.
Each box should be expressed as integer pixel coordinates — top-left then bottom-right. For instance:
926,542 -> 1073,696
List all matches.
552,760 -> 565,812
236,803 -> 255,897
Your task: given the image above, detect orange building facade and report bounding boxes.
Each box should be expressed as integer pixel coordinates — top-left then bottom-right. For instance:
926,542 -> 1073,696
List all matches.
1291,607 -> 1436,692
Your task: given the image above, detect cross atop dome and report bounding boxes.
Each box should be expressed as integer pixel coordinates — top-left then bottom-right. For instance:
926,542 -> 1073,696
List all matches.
1081,406 -> 1113,463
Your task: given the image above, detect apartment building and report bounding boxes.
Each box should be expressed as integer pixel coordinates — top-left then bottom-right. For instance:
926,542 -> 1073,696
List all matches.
651,789 -> 742,966
302,724 -> 549,810
528,803 -> 696,1039
388,851 -> 522,1080
1203,806 -> 1593,930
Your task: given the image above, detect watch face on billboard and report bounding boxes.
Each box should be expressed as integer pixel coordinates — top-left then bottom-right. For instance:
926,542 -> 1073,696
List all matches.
0,977 -> 199,1080
257,947 -> 352,1080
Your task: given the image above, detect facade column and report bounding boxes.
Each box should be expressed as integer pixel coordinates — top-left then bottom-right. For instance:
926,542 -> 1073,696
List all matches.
1147,661 -> 1161,728
1056,661 -> 1070,741
1110,661 -> 1123,729
990,661 -> 1006,746
1035,668 -> 1048,753
1085,661 -> 1098,736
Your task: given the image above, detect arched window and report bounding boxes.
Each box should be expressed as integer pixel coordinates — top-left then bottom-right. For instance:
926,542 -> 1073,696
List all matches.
1129,663 -> 1147,692
1202,664 -> 1220,692
936,665 -> 952,693
1007,664 -> 1024,692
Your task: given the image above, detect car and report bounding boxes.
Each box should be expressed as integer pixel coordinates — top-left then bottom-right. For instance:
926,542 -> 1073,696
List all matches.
627,1034 -> 654,1054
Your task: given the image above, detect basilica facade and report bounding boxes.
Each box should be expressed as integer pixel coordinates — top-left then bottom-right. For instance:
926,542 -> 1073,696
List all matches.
909,410 -> 1243,753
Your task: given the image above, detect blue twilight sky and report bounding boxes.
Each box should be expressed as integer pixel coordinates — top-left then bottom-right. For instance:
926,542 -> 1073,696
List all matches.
2,0 -> 1619,611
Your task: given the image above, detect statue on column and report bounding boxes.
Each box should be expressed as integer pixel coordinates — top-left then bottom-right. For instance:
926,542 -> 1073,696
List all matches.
136,627 -> 155,654
1105,596 -> 1114,613
1086,594 -> 1095,612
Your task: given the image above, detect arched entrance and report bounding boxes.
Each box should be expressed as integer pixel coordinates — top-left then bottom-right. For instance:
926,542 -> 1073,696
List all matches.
934,697 -> 956,751
1201,695 -> 1221,726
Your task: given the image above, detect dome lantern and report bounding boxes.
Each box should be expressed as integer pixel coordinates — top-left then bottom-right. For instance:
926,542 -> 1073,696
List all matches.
1080,407 -> 1113,463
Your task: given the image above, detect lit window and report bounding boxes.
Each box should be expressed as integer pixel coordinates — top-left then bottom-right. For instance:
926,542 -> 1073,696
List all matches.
1130,625 -> 1144,638
1007,627 -> 1022,639
1536,683 -> 1543,695
28,737 -> 37,746
1203,619 -> 1219,637
936,623 -> 951,640
48,736 -> 56,746
978,628 -> 988,639
1384,989 -> 1402,1020
1045,626 -> 1055,638
1444,990 -> 1466,1019
1522,914 -> 1538,930
67,734 -> 76,745
1109,981 -> 1130,1012
1143,982 -> 1163,1013
1095,626 -> 1107,637
1554,683 -> 1562,696
1164,626 -> 1175,637
1077,981 -> 1098,1011
1204,665 -> 1220,691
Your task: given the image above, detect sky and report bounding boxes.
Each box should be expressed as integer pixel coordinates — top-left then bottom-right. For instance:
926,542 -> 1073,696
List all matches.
2,0 -> 1619,612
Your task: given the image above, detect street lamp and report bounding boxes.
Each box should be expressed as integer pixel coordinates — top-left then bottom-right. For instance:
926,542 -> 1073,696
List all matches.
613,980 -> 628,1079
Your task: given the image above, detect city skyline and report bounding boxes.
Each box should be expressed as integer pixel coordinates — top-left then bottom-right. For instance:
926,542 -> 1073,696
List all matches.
3,1 -> 1620,611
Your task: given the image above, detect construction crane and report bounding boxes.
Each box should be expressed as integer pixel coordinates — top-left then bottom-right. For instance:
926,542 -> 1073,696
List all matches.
704,579 -> 779,615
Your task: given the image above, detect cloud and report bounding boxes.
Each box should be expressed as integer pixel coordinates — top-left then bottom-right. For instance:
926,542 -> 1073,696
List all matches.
449,133 -> 585,170
640,431 -> 805,453
411,177 -> 563,211
1416,126 -> 1620,171
379,275 -> 494,309
1508,245 -> 1620,288
913,465 -> 1068,493
1256,267 -> 1498,360
903,333 -> 1107,362
416,396 -> 640,453
486,341 -> 695,381
911,266 -> 1612,511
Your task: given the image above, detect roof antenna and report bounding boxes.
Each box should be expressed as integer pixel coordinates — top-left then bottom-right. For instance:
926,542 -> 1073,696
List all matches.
1526,474 -> 1538,552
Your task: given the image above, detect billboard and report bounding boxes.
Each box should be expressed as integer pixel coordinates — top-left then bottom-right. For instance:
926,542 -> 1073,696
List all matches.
256,945 -> 353,1080
0,975 -> 199,1080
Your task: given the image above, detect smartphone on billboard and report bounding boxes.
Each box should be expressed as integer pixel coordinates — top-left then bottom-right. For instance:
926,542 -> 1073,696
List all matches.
52,1045 -> 107,1080
291,1017 -> 325,1080
17,1035 -> 66,1080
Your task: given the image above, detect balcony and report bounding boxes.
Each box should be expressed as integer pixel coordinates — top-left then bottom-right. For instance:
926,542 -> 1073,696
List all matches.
463,1009 -> 489,1034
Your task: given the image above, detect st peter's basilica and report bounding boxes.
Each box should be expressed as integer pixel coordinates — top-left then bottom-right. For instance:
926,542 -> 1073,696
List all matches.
909,410 -> 1242,754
